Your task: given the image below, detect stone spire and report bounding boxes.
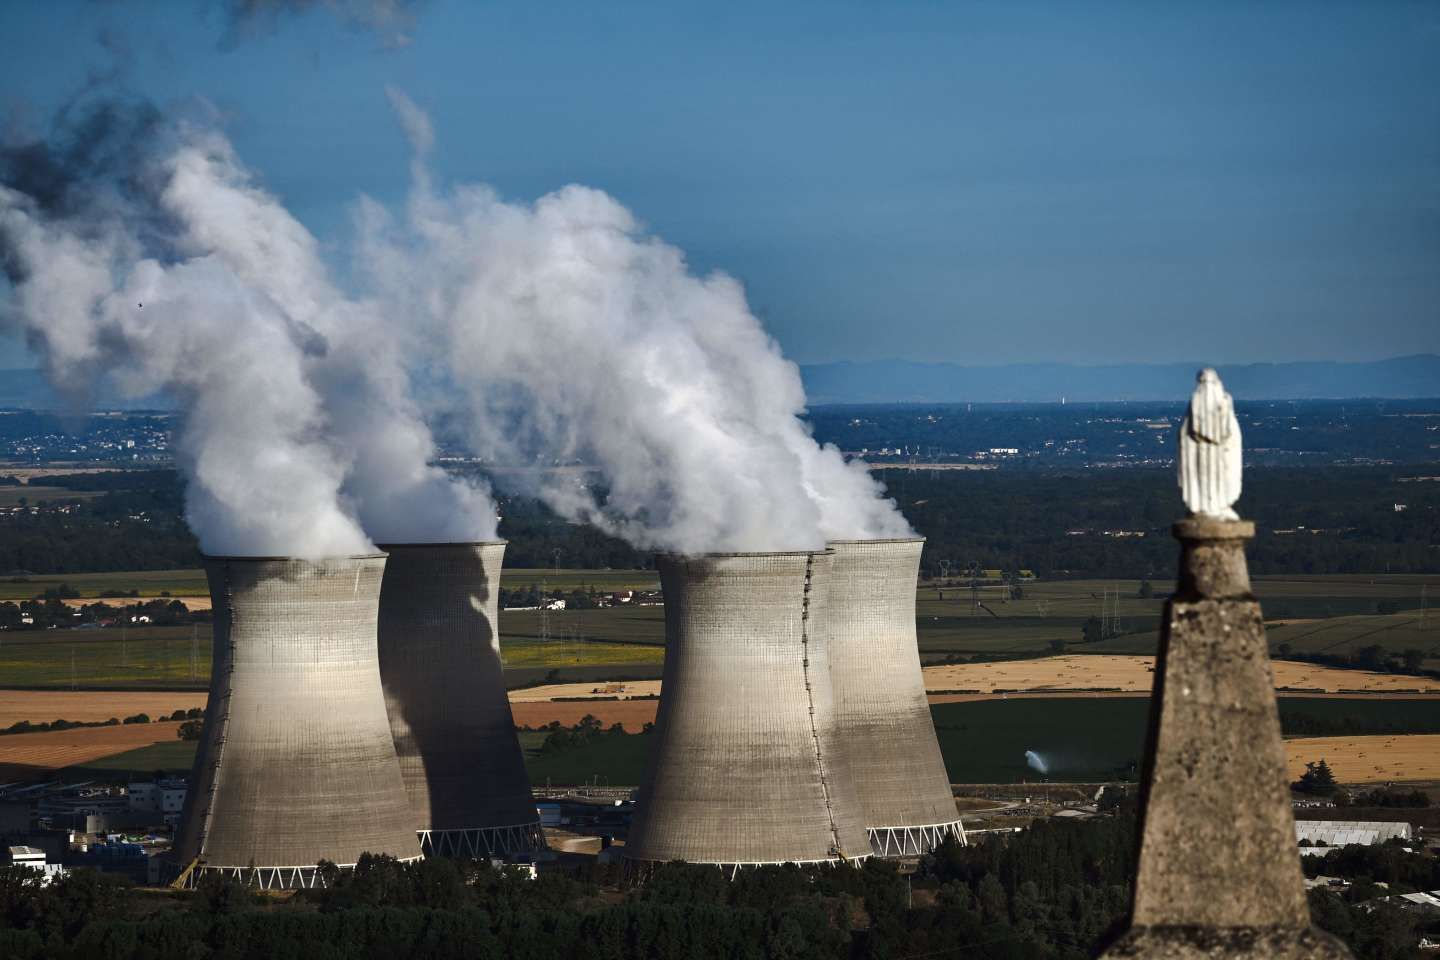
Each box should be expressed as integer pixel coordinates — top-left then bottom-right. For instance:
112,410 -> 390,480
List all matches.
1102,370 -> 1351,959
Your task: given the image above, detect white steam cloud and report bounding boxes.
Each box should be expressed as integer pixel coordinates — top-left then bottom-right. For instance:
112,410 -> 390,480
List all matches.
2,91 -> 909,557
357,89 -> 913,554
0,105 -> 496,556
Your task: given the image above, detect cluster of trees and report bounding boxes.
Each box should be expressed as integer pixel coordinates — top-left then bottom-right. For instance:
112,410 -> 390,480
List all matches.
1302,841 -> 1440,892
1277,706 -> 1440,738
1,707 -> 203,738
1309,889 -> 1433,960
889,467 -> 1440,579
0,472 -> 198,574
7,465 -> 1438,583
498,585 -> 602,611
491,494 -> 651,571
1275,644 -> 1437,681
534,715 -> 642,757
0,821 -> 1132,960
0,596 -> 205,632
0,813 -> 1416,959
1293,759 -> 1339,797
1304,842 -> 1440,958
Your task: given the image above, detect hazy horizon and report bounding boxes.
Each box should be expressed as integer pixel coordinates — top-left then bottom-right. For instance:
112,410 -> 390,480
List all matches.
2,0 -> 1436,372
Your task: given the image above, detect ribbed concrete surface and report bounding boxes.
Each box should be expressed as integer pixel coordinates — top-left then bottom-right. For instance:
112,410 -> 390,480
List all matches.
174,556 -> 421,877
377,542 -> 540,839
1102,519 -> 1351,958
827,539 -> 962,851
625,551 -> 870,866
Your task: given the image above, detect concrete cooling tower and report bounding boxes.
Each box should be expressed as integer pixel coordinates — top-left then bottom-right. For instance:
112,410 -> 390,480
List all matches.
827,538 -> 965,856
173,555 -> 421,889
376,542 -> 544,857
625,550 -> 870,873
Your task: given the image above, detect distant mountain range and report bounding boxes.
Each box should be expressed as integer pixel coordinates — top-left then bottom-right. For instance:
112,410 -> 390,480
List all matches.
5,354 -> 1439,411
800,355 -> 1440,404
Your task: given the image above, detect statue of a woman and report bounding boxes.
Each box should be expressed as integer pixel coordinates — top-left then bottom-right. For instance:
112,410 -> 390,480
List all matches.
1178,368 -> 1242,519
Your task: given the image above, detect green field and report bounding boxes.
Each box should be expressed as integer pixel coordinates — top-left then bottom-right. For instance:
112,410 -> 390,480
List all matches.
520,730 -> 653,789
934,697 -> 1440,783
0,569 -> 208,602
501,569 -> 660,592
914,575 -> 1440,667
0,625 -> 211,688
60,697 -> 1440,786
0,486 -> 104,508
0,566 -> 660,601
4,571 -> 1437,688
502,639 -> 664,669
63,740 -> 200,779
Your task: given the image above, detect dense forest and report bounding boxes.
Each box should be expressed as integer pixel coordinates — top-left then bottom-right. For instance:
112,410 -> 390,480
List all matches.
2,466 -> 1435,578
0,816 -> 1426,959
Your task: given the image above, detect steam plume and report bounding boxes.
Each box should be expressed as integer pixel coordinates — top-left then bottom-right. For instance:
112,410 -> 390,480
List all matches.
0,100 -> 495,555
3,90 -> 908,557
222,0 -> 424,48
358,90 -> 913,554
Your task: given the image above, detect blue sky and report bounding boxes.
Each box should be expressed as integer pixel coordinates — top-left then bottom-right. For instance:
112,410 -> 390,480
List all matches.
1,0 -> 1437,368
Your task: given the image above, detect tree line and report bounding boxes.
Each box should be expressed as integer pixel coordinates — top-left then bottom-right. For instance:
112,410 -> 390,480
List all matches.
1,812 -> 1425,959
3,465 -> 1436,579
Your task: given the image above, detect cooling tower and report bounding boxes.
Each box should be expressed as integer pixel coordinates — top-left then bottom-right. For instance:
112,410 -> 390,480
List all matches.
827,538 -> 965,856
172,555 -> 421,889
625,550 -> 870,872
376,541 -> 543,857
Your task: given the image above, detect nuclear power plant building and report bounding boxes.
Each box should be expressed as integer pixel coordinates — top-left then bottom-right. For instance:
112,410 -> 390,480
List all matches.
625,550 -> 871,871
377,542 -> 544,857
827,538 -> 966,856
173,555 -> 422,889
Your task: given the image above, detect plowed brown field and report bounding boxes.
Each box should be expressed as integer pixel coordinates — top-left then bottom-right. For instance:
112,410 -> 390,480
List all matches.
0,691 -> 207,727
921,656 -> 1440,695
1285,735 -> 1440,783
0,720 -> 183,779
511,700 -> 658,732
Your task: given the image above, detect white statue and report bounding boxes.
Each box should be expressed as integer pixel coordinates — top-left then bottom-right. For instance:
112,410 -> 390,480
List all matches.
1178,368 -> 1242,520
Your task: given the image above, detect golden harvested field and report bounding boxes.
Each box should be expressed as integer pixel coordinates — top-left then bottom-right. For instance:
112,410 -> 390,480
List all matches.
58,597 -> 212,611
0,691 -> 207,727
920,655 -> 1440,695
511,700 -> 658,732
0,720 -> 183,779
1285,735 -> 1440,783
509,681 -> 662,702
508,681 -> 661,731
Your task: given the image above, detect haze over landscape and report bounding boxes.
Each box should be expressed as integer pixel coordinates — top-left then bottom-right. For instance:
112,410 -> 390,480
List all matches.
1,0 -> 1436,376
0,3 -> 1437,959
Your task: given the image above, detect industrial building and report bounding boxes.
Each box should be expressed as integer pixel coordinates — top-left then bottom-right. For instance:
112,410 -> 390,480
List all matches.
625,550 -> 871,871
1295,819 -> 1413,856
172,555 -> 421,889
128,779 -> 188,819
827,538 -> 966,856
377,542 -> 544,857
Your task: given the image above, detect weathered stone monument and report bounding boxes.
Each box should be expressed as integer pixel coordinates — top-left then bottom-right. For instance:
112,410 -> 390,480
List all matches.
1102,370 -> 1351,959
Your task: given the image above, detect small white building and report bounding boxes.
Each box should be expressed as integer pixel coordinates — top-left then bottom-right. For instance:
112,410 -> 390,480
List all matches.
128,779 -> 187,815
5,845 -> 65,882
